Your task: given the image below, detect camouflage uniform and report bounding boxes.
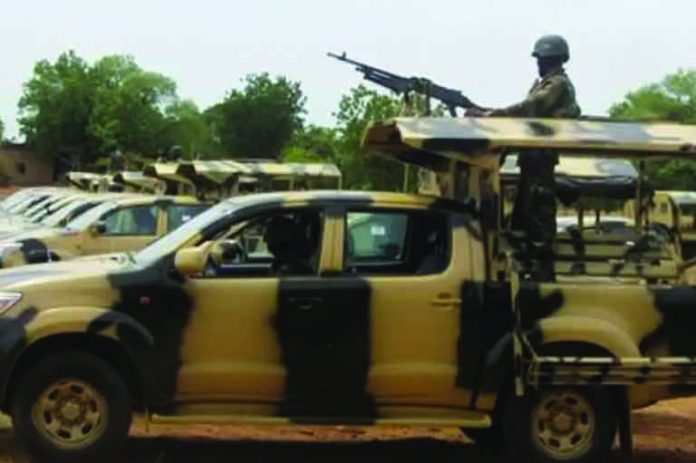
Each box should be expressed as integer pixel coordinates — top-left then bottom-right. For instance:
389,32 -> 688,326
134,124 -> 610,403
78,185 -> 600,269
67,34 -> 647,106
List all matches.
492,66 -> 581,277
491,67 -> 580,119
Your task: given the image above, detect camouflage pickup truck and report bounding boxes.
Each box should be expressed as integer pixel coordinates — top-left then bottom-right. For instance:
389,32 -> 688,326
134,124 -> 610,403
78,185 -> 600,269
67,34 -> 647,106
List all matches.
2,117 -> 696,462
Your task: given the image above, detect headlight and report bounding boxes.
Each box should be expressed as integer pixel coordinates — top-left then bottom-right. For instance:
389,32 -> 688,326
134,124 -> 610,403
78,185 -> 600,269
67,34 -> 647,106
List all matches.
0,292 -> 22,314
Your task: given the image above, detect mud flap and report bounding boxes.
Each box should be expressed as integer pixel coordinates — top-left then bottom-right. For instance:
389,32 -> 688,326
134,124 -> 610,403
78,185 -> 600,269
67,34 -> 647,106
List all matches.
509,263 -> 526,397
615,388 -> 634,456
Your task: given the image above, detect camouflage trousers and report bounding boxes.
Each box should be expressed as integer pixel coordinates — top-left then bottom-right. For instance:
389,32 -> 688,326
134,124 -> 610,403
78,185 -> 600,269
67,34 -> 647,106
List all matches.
511,153 -> 557,280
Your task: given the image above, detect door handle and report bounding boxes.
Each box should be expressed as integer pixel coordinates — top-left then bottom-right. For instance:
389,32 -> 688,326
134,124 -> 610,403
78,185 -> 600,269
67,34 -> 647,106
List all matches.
430,294 -> 462,309
290,297 -> 324,310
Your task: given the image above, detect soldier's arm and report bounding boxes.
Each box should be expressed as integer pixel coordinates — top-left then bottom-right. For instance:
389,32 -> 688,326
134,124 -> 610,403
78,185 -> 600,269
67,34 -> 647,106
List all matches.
490,77 -> 566,117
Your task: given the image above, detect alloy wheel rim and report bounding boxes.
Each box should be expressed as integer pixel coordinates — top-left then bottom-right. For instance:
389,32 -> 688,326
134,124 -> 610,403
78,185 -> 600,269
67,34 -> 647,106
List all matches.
531,390 -> 595,460
31,378 -> 108,449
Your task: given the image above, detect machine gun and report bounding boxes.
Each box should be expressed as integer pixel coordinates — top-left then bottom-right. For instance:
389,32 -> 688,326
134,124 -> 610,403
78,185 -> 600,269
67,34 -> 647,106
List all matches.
328,52 -> 481,116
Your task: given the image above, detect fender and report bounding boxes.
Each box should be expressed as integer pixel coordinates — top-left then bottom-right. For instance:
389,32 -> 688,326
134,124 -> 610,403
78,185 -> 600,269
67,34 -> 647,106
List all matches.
23,306 -> 154,346
533,316 -> 641,358
4,306 -> 159,405
483,316 -> 641,377
476,316 -> 652,410
530,316 -> 657,408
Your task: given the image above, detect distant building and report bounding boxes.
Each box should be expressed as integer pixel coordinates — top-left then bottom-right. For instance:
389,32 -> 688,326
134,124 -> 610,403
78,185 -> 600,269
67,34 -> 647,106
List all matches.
0,143 -> 54,186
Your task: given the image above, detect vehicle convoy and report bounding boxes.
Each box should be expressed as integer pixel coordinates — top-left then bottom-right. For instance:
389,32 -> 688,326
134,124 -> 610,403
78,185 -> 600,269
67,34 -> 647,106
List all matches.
1,187 -> 69,218
143,159 -> 343,199
0,192 -> 141,242
0,195 -> 209,268
3,117 -> 696,462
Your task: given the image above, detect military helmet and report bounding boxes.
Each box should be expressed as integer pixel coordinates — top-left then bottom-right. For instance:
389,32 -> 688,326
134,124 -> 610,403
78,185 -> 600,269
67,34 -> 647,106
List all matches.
532,34 -> 570,61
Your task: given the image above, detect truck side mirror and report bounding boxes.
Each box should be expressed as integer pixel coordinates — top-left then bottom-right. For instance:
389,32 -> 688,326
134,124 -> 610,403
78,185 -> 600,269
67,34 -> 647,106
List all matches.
88,221 -> 107,237
174,242 -> 213,277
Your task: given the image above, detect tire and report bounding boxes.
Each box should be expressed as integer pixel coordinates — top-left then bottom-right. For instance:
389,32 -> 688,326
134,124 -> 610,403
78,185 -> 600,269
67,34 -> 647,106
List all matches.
502,387 -> 616,463
10,352 -> 132,462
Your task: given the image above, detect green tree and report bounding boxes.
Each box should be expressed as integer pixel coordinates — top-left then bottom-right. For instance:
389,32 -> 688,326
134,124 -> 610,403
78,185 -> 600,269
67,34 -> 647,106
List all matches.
212,73 -> 305,159
18,52 -> 184,167
334,85 -> 404,190
610,70 -> 696,190
18,51 -> 96,164
282,125 -> 339,163
161,100 -> 219,159
88,55 -> 176,156
0,118 -> 4,142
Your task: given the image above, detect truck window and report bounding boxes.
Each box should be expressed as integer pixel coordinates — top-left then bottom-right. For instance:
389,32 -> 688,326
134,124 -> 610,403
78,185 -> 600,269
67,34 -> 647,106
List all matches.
345,210 -> 450,276
202,208 -> 324,278
103,206 -> 158,236
167,204 -> 209,231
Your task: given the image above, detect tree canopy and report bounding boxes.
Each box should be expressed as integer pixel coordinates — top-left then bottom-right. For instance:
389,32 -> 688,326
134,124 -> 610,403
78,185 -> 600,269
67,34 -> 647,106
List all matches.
610,69 -> 696,190
88,55 -> 177,156
18,51 -> 95,164
333,85 -> 406,190
18,51 -> 208,168
209,74 -> 306,159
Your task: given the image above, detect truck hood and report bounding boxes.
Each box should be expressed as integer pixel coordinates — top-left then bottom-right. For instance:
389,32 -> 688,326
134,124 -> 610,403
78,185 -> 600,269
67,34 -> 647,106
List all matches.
0,221 -> 41,239
0,253 -> 132,289
0,226 -> 65,245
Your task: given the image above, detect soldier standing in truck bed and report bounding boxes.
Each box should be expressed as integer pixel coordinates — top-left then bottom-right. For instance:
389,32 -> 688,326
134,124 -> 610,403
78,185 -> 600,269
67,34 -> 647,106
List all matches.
469,34 -> 581,280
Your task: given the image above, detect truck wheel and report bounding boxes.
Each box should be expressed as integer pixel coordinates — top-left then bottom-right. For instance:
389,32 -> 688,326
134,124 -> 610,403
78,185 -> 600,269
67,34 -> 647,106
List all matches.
502,388 -> 616,462
10,352 -> 132,462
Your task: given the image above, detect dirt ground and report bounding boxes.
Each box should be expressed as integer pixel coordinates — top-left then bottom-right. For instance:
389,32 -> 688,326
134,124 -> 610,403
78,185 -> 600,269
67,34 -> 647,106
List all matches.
1,397 -> 696,463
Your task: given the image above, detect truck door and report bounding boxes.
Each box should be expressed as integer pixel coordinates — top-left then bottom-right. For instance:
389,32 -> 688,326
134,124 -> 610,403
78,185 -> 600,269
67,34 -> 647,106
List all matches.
330,207 -> 474,417
176,205 -> 352,414
82,204 -> 160,254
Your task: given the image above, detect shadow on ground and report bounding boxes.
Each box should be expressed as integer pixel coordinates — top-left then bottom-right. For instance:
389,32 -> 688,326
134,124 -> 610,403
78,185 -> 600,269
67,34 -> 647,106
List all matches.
0,432 -> 694,463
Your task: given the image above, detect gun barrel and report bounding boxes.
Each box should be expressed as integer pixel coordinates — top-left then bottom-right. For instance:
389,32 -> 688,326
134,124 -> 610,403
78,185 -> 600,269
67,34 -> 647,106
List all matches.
327,52 -> 372,70
328,51 -> 478,111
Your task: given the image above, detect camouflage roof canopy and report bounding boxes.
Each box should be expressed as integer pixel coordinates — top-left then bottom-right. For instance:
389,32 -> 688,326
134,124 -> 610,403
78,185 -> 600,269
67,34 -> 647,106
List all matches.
111,171 -> 161,193
363,117 -> 696,164
502,155 -> 641,203
175,160 -> 251,187
142,162 -> 194,187
241,161 -> 341,179
66,172 -> 110,191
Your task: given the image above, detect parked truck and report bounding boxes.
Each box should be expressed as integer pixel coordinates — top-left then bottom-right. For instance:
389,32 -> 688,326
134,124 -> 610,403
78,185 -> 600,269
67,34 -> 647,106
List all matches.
1,117 -> 696,462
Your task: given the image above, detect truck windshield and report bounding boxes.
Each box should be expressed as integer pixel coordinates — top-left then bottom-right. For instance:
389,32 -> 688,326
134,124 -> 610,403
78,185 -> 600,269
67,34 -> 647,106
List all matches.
65,201 -> 119,231
135,201 -> 235,264
41,199 -> 95,227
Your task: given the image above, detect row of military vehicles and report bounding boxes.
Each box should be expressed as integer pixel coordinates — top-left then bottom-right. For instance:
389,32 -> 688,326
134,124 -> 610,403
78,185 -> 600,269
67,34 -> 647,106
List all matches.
1,118 -> 696,462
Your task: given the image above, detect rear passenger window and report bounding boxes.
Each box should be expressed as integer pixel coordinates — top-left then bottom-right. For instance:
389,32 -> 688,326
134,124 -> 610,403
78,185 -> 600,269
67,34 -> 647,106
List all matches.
345,210 -> 450,276
347,212 -> 408,261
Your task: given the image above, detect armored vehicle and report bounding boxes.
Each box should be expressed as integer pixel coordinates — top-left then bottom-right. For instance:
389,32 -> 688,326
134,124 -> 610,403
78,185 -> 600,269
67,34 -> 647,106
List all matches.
3,118 -> 696,462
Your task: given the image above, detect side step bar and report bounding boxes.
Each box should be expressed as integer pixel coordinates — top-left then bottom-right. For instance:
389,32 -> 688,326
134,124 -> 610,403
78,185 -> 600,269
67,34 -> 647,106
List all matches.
528,356 -> 696,386
150,410 -> 491,428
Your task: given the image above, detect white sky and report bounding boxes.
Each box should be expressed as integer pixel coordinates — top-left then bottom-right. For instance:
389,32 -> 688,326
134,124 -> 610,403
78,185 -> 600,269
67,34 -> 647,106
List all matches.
1,0 -> 694,139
